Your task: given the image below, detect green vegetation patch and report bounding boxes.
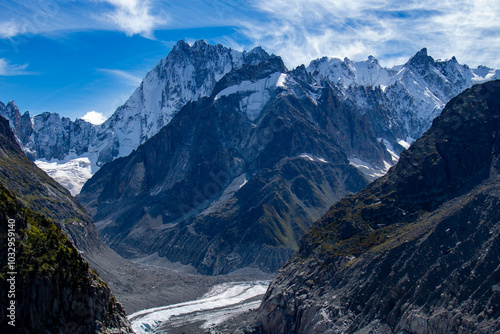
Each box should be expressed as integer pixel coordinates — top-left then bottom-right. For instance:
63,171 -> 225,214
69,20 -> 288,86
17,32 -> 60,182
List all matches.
0,185 -> 90,288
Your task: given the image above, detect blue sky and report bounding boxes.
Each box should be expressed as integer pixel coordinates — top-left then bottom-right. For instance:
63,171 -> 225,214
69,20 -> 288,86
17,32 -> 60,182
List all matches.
0,0 -> 499,122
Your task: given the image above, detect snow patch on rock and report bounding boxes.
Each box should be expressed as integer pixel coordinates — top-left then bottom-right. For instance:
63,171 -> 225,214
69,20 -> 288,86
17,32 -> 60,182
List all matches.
215,72 -> 285,121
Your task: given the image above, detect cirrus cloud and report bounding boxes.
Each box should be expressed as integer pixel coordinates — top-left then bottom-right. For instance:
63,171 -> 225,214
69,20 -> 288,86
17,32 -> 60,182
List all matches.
236,0 -> 500,68
0,0 -> 168,39
0,58 -> 36,76
0,0 -> 498,69
102,0 -> 167,37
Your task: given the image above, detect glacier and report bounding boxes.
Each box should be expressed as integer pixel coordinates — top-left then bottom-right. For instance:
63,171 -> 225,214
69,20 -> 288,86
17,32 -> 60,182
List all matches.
129,281 -> 269,334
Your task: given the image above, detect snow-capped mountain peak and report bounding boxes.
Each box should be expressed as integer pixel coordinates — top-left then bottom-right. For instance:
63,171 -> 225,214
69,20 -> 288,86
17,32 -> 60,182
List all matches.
1,42 -> 499,195
307,47 -> 499,142
95,40 -> 272,162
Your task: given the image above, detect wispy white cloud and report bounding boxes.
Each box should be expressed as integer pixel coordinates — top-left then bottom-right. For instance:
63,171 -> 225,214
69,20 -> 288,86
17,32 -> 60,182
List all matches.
235,0 -> 500,69
0,0 -> 498,69
428,0 -> 500,64
0,1 -> 93,38
82,110 -> 107,124
98,68 -> 143,86
102,0 -> 167,37
0,0 -> 168,39
0,20 -> 26,39
0,58 -> 36,76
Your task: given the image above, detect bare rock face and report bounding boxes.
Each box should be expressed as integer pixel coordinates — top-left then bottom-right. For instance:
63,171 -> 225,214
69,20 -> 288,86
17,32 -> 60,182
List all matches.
255,81 -> 500,333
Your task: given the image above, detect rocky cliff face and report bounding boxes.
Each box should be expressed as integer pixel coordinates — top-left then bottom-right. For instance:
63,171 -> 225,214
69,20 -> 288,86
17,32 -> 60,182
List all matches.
78,56 -> 377,275
255,80 -> 500,333
0,101 -> 33,154
0,116 -> 133,333
31,111 -> 97,161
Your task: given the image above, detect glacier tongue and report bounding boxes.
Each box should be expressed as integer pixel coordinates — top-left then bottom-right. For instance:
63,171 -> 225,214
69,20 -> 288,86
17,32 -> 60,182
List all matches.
129,281 -> 270,334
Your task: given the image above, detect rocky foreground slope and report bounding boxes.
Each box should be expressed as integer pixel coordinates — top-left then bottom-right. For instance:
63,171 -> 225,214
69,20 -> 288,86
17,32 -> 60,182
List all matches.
0,185 -> 133,333
255,81 -> 500,333
0,116 -> 133,333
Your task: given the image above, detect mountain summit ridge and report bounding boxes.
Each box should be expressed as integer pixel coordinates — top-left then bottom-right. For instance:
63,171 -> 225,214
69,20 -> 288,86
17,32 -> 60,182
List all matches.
1,41 -> 499,194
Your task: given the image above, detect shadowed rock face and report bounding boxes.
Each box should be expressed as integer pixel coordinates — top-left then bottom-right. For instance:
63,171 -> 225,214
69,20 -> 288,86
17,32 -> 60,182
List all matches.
78,57 -> 385,275
255,80 -> 500,333
0,116 -> 133,334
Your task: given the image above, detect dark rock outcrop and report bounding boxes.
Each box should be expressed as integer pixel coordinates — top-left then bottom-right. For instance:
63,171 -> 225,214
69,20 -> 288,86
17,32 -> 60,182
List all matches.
255,80 -> 500,333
